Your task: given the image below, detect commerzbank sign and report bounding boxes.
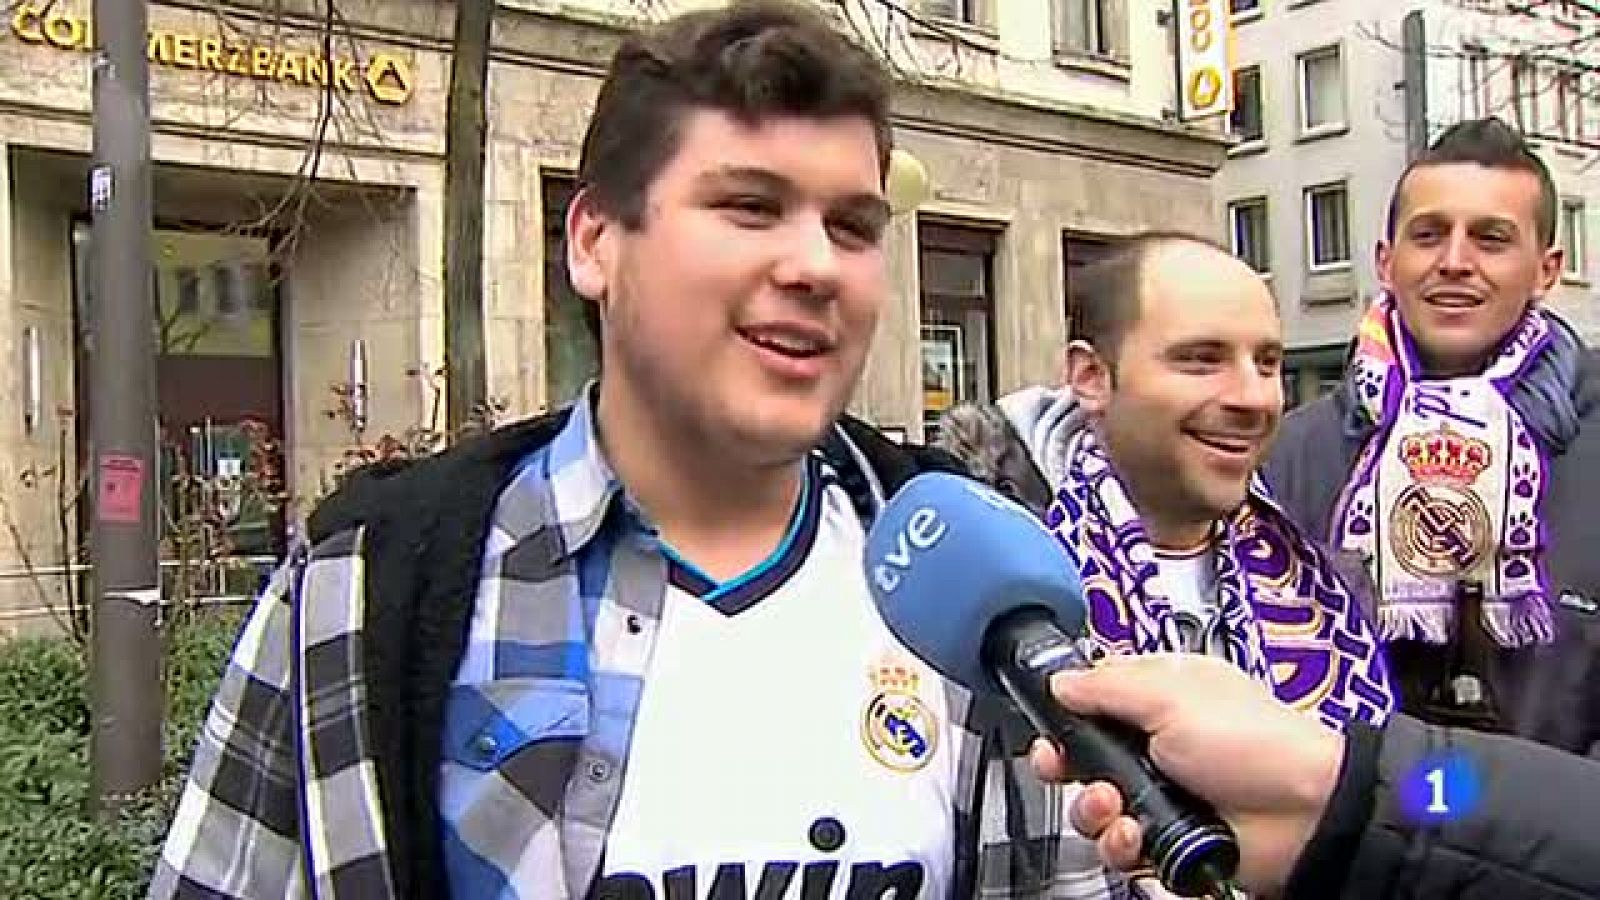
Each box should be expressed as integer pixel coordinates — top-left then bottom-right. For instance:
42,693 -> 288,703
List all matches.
9,3 -> 414,105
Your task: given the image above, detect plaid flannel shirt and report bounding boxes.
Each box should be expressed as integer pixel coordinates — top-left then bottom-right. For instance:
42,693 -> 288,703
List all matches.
150,392 -> 1129,899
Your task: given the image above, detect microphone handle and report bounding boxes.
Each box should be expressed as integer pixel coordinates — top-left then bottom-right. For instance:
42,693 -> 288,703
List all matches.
983,607 -> 1241,898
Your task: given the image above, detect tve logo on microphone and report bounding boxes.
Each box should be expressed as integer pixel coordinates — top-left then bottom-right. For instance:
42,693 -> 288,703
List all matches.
870,506 -> 947,594
869,480 -> 1038,594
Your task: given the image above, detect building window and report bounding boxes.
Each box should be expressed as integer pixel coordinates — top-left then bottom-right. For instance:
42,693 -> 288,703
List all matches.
212,262 -> 255,321
1296,45 -> 1345,135
1231,0 -> 1262,19
1464,45 -> 1489,119
1305,182 -> 1351,271
1582,73 -> 1594,142
1556,68 -> 1584,141
1562,199 -> 1586,281
248,263 -> 273,312
1230,66 -> 1264,146
1054,0 -> 1128,63
1588,76 -> 1600,143
920,220 -> 999,442
1229,198 -> 1270,274
1577,73 -> 1591,141
175,267 -> 200,315
1063,232 -> 1115,333
1512,58 -> 1539,134
1284,344 -> 1349,409
921,0 -> 979,24
542,175 -> 599,410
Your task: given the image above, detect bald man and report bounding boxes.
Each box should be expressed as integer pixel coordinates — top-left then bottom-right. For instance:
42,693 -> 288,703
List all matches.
937,232 -> 1396,898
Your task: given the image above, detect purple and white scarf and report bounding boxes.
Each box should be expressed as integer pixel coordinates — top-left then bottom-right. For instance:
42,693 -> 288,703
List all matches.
1332,294 -> 1555,647
1046,429 -> 1396,732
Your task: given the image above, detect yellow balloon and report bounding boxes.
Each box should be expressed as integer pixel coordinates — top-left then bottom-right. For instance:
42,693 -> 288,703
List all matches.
887,148 -> 931,215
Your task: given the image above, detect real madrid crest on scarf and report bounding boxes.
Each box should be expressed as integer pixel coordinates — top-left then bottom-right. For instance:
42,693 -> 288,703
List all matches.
860,658 -> 938,772
1333,293 -> 1556,647
1389,424 -> 1496,580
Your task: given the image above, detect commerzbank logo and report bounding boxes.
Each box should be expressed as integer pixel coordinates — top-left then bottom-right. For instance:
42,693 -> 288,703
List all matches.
9,3 -> 415,106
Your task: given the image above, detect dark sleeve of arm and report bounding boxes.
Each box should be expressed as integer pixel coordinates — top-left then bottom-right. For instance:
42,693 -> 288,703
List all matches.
1285,714 -> 1600,900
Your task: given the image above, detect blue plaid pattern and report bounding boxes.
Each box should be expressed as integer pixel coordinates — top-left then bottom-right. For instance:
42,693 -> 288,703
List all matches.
150,534 -> 395,899
153,388 -> 1119,899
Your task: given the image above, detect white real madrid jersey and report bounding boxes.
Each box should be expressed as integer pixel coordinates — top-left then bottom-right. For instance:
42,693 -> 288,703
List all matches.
594,463 -> 957,900
1153,544 -> 1218,620
1154,538 -> 1230,659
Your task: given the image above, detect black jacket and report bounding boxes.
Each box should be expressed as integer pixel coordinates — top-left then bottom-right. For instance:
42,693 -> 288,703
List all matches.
1289,713 -> 1600,899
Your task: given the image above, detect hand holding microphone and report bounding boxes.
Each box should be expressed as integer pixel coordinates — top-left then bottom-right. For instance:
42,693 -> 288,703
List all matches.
1038,655 -> 1344,897
863,473 -> 1242,898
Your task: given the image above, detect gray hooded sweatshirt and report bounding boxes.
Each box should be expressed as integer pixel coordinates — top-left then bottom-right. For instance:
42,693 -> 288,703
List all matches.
936,386 -> 1083,518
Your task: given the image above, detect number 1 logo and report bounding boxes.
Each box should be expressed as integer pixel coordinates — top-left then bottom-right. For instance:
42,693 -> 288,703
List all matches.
1424,766 -> 1449,814
1402,754 -> 1481,825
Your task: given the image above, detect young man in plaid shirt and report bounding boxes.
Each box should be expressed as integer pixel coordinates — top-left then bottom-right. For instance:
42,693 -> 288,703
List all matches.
150,2 -> 1108,898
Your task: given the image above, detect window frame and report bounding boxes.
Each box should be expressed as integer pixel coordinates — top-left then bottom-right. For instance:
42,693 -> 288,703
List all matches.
1228,197 -> 1271,275
1230,0 -> 1264,24
1512,57 -> 1540,135
1303,181 -> 1352,273
1295,44 -> 1347,138
1052,0 -> 1129,66
1463,44 -> 1489,119
1561,198 -> 1587,282
919,218 -> 1002,443
1062,230 -> 1116,334
1229,64 -> 1266,149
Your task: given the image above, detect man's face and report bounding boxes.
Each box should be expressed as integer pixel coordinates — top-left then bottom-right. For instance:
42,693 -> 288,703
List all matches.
1379,163 -> 1562,377
569,109 -> 890,463
1069,243 -> 1284,545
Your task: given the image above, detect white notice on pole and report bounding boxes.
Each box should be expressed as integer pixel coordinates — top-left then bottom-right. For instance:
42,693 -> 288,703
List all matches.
90,165 -> 113,212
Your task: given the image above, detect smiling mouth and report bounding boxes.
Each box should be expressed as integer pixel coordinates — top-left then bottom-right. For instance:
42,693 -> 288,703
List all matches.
737,328 -> 831,360
1425,292 -> 1484,310
1188,432 -> 1257,456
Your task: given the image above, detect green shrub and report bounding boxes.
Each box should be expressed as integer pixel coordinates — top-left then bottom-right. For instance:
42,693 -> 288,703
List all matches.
0,610 -> 243,899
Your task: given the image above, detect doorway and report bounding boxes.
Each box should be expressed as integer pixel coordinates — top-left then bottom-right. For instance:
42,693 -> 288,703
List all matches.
71,223 -> 287,600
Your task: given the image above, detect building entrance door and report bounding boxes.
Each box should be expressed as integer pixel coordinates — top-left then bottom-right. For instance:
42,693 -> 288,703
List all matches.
71,224 -> 287,601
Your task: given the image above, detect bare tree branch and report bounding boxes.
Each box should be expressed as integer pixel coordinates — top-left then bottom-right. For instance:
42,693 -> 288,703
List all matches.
1353,9 -> 1600,154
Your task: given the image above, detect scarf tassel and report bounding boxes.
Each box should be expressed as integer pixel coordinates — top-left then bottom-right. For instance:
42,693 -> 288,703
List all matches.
1482,598 -> 1557,648
1378,602 -> 1453,645
1379,598 -> 1557,647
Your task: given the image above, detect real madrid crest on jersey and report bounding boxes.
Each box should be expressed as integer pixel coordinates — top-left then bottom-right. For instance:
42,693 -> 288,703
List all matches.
860,659 -> 938,772
1389,423 -> 1494,578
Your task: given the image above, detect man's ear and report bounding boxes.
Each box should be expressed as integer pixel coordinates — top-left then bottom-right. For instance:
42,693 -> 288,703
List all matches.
1535,243 -> 1564,302
1064,340 -> 1113,415
1375,239 -> 1395,295
566,186 -> 613,304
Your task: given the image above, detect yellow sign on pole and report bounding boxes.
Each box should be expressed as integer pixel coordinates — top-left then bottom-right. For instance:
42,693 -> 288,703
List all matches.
10,3 -> 415,105
1174,0 -> 1232,122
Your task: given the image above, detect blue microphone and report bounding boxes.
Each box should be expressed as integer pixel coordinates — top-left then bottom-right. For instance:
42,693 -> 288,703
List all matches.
865,472 -> 1239,898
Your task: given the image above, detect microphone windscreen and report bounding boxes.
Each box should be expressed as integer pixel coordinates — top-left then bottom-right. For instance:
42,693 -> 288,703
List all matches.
864,472 -> 1086,694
